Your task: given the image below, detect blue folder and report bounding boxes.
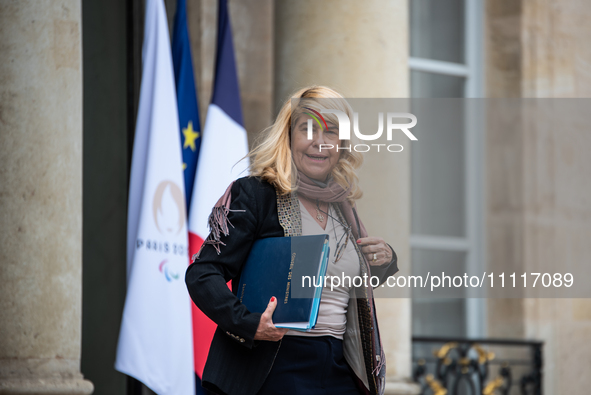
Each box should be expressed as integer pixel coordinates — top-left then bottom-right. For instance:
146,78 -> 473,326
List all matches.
237,235 -> 330,331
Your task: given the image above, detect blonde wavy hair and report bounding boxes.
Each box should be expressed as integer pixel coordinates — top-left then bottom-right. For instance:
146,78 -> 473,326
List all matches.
248,86 -> 363,201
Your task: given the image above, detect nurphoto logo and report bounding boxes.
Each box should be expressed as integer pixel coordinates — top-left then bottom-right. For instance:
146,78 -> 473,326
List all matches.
303,107 -> 417,153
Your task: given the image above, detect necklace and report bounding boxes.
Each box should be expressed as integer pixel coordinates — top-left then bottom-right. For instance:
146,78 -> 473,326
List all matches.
316,203 -> 352,264
315,200 -> 325,223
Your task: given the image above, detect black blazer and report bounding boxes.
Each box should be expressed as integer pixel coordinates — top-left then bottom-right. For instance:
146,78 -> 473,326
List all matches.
185,176 -> 398,395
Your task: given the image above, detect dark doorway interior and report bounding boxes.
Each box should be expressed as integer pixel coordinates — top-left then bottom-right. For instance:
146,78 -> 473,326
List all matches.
81,0 -> 142,393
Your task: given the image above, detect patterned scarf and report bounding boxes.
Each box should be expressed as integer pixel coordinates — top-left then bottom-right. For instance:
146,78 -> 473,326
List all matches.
295,172 -> 368,240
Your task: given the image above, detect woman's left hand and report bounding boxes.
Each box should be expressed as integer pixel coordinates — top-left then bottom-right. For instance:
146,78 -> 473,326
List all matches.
357,237 -> 392,266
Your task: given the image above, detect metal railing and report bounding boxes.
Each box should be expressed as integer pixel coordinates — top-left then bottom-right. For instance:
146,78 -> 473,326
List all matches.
412,337 -> 543,395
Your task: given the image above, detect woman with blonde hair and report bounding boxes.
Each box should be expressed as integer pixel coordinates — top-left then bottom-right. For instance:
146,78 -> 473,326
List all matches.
186,86 -> 399,395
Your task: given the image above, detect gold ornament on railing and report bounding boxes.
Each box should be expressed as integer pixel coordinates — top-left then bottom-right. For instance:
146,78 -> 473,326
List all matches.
433,342 -> 458,359
425,374 -> 447,395
482,376 -> 505,395
473,344 -> 495,365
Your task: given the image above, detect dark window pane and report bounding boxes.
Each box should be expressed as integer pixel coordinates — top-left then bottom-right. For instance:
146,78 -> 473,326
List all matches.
410,0 -> 465,64
411,99 -> 465,237
411,248 -> 467,337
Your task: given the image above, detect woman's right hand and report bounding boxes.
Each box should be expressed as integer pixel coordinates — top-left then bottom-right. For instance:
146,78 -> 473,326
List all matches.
254,296 -> 289,341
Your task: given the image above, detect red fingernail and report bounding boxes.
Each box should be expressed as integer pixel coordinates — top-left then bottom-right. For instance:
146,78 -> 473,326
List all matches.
357,239 -> 361,244
271,296 -> 276,302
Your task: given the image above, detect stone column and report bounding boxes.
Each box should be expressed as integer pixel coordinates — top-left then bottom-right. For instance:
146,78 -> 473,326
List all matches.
275,1 -> 419,393
0,1 -> 93,394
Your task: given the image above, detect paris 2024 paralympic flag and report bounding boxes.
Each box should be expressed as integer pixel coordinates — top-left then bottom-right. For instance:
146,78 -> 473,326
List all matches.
115,0 -> 194,394
188,0 -> 250,381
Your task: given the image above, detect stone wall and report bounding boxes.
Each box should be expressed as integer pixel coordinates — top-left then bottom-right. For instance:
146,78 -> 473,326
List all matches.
486,0 -> 591,393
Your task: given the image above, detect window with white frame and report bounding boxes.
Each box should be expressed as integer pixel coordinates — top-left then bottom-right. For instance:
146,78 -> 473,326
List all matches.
409,0 -> 485,338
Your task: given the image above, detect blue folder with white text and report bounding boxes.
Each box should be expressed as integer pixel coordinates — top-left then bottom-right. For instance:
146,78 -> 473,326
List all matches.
238,235 -> 330,331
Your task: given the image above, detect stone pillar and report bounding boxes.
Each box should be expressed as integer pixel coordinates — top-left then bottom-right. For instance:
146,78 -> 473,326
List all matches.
275,1 -> 418,393
0,1 -> 93,394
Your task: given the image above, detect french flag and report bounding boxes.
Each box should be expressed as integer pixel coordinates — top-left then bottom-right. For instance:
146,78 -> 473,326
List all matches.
187,0 -> 249,390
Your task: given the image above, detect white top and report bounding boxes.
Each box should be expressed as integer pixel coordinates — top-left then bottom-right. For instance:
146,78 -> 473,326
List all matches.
286,200 -> 361,339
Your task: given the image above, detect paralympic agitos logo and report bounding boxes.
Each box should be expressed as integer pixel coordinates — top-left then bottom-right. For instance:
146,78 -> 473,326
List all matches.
303,107 -> 417,152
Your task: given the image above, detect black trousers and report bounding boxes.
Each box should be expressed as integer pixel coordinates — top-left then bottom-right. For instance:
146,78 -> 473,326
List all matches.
257,335 -> 363,395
